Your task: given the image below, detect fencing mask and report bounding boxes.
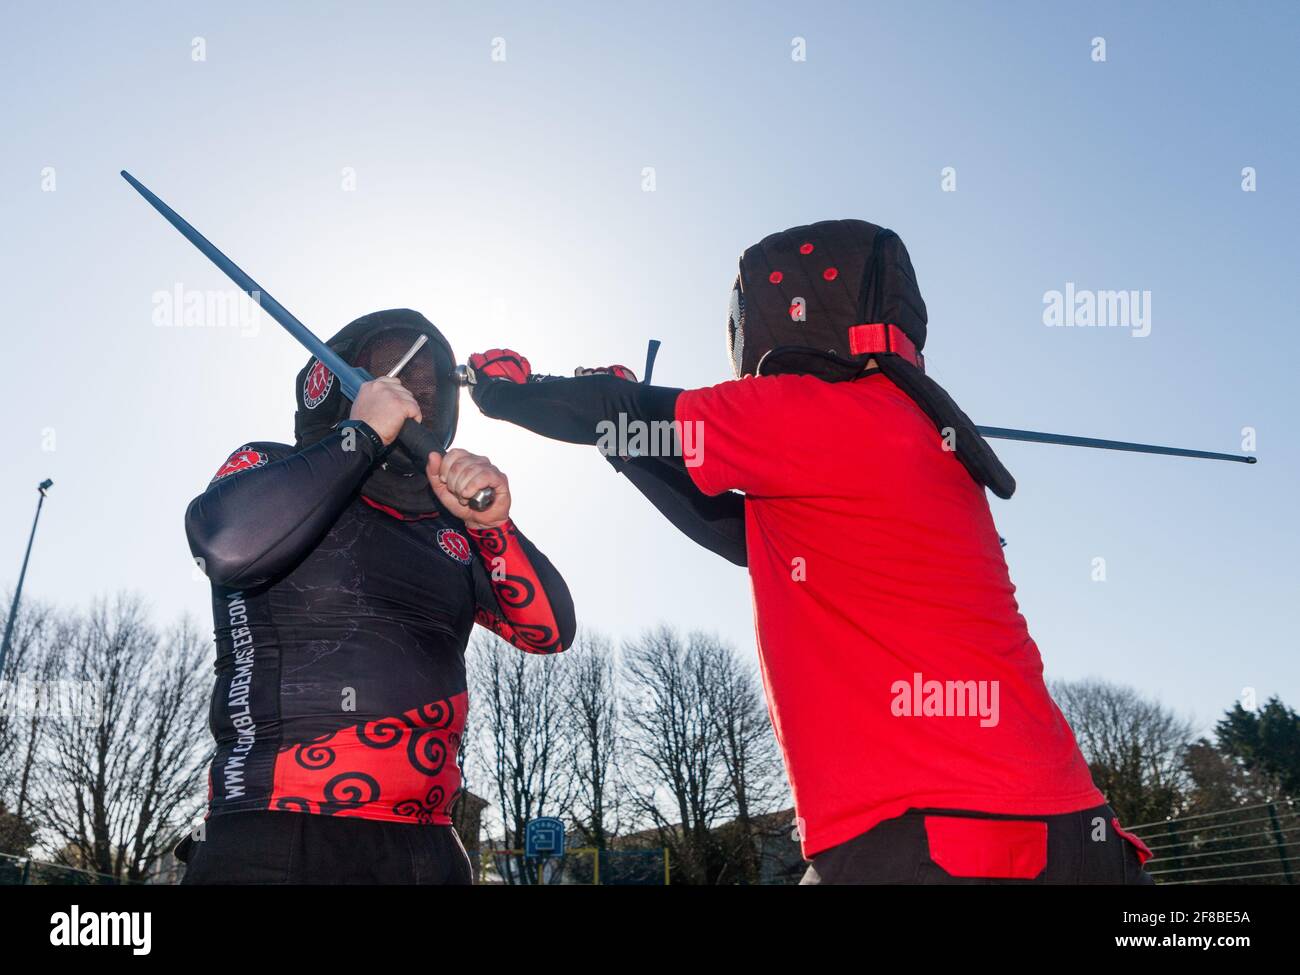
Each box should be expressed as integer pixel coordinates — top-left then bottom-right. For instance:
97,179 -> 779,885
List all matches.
294,308 -> 459,514
727,219 -> 1015,499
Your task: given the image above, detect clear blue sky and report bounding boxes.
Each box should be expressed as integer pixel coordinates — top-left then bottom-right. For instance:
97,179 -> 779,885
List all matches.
2,1 -> 1296,737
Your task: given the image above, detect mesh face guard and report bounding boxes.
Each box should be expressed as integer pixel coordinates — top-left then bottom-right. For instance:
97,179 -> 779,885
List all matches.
727,275 -> 746,379
290,309 -> 460,514
294,309 -> 459,453
352,326 -> 457,470
355,328 -> 442,426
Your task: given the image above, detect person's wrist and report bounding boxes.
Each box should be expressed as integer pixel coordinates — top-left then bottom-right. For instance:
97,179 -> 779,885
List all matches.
466,516 -> 512,535
334,418 -> 385,459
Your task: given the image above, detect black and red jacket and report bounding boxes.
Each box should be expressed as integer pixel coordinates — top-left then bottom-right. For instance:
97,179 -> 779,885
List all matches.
185,431 -> 575,825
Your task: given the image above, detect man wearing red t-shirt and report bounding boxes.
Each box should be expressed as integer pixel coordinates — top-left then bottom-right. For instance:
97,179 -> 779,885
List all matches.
467,219 -> 1154,884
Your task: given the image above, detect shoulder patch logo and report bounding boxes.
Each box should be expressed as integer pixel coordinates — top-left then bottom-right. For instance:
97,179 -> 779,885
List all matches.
437,528 -> 473,565
303,359 -> 335,409
213,446 -> 268,481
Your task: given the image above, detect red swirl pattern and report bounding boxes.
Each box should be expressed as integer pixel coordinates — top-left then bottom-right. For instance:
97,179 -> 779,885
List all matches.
468,520 -> 564,654
270,691 -> 467,824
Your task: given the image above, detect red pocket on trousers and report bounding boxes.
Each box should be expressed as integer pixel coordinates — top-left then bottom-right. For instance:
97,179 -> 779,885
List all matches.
923,816 -> 1048,879
1112,818 -> 1154,865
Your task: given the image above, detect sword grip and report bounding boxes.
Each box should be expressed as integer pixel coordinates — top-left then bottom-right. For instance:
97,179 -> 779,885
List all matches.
396,420 -> 495,512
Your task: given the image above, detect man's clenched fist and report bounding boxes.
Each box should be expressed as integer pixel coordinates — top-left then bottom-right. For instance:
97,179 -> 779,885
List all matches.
427,448 -> 511,528
350,377 -> 421,444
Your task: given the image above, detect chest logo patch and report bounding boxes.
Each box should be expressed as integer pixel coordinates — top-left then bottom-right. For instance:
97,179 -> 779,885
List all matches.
437,528 -> 473,564
303,359 -> 335,409
212,447 -> 268,481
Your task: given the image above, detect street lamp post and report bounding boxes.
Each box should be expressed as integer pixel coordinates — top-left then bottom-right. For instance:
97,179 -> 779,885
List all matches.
0,479 -> 53,675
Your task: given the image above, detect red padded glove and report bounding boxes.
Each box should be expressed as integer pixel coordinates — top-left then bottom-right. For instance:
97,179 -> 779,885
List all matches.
469,349 -> 532,384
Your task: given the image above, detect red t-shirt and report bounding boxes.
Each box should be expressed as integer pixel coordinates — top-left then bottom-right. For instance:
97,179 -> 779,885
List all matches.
677,373 -> 1103,857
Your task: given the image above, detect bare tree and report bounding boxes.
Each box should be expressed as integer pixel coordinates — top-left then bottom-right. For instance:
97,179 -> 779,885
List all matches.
466,630 -> 573,883
563,629 -> 622,850
1050,678 -> 1196,825
0,595 -> 58,828
706,644 -> 787,883
29,596 -> 210,882
622,627 -> 731,884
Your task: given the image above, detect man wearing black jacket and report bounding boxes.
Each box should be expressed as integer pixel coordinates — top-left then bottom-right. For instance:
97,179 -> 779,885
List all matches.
179,309 -> 575,885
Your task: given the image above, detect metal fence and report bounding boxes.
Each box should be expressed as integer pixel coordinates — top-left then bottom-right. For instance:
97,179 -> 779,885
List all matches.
480,847 -> 669,885
1127,799 -> 1298,884
0,851 -> 137,885
10,801 -> 1291,885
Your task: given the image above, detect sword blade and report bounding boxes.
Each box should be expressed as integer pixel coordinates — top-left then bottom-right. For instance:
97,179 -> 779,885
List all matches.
386,334 -> 428,378
976,426 -> 1256,464
120,170 -> 367,398
639,340 -> 1254,466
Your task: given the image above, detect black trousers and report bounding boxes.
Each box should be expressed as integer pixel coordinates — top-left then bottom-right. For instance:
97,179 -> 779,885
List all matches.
801,803 -> 1156,885
177,810 -> 474,885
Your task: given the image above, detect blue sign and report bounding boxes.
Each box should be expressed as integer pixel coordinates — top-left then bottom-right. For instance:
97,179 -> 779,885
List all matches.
525,817 -> 566,859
